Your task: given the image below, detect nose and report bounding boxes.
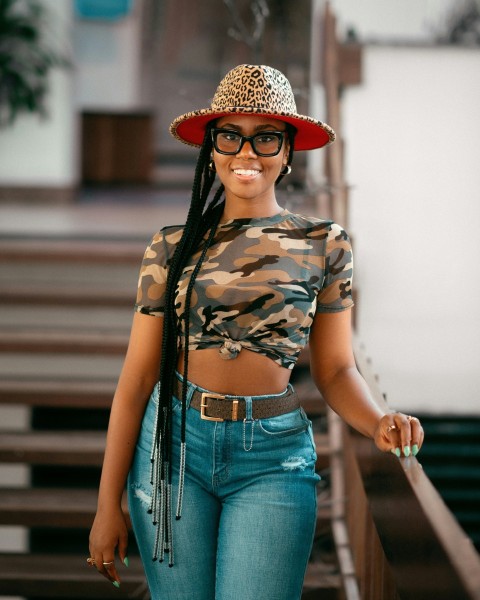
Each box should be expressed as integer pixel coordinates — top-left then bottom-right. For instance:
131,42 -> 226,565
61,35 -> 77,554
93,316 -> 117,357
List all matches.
237,138 -> 257,157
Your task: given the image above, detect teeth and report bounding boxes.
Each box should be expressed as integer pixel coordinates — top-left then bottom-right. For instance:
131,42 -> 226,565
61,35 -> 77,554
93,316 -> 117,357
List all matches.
233,169 -> 260,176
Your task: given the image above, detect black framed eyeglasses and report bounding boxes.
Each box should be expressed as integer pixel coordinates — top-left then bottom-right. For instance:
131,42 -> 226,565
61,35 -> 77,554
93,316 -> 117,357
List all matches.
211,128 -> 285,157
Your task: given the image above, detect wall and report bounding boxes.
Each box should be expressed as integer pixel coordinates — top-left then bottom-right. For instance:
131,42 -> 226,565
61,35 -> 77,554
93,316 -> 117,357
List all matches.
343,45 -> 480,414
329,0 -> 462,43
73,0 -> 148,110
0,0 -> 77,190
0,0 -> 148,193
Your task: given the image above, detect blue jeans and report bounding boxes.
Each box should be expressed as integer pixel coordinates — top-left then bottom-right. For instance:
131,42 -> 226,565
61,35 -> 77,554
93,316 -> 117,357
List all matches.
127,375 -> 320,600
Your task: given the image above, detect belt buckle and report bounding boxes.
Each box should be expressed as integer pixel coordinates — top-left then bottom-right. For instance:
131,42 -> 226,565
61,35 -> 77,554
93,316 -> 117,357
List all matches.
200,392 -> 239,421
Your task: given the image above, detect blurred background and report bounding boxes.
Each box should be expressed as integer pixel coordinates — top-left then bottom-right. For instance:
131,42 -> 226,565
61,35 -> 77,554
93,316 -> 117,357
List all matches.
0,1 -> 479,598
1,0 -> 478,413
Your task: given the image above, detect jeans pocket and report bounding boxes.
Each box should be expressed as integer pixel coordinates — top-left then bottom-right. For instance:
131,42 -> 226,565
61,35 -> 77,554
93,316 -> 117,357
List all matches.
257,407 -> 310,438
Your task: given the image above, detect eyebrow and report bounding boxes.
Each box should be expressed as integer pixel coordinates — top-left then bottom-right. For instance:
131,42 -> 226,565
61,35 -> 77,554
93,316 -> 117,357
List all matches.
218,122 -> 286,132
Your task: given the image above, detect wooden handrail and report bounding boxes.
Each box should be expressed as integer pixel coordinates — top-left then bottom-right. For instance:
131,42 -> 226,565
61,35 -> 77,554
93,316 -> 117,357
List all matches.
339,341 -> 480,599
318,3 -> 480,596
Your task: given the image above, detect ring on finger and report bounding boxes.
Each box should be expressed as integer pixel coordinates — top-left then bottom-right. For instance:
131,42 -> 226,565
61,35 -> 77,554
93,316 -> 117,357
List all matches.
87,557 -> 96,566
103,561 -> 114,566
386,424 -> 397,433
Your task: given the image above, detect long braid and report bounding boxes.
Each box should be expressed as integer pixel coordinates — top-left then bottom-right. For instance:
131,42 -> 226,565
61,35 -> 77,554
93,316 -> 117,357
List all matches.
176,200 -> 223,522
149,124 -> 224,564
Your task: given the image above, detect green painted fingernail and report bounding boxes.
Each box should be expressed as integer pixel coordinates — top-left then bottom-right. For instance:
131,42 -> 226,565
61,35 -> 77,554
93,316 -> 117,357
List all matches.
395,447 -> 401,458
112,581 -> 120,588
123,556 -> 129,567
404,446 -> 411,457
412,444 -> 419,456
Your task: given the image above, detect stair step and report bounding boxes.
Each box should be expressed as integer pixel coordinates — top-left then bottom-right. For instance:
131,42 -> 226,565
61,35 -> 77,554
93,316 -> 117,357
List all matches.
453,510 -> 480,526
0,486 -> 332,536
0,377 -> 116,408
0,238 -> 145,264
422,464 -> 480,481
420,417 -> 480,437
0,429 -> 326,468
419,416 -> 480,554
419,442 -> 480,459
0,376 -> 324,412
0,553 -> 340,599
0,327 -> 129,354
303,560 -> 342,594
0,284 -> 134,306
440,488 -> 480,503
0,430 -> 106,465
0,304 -> 132,330
0,487 -> 129,528
0,553 -> 146,598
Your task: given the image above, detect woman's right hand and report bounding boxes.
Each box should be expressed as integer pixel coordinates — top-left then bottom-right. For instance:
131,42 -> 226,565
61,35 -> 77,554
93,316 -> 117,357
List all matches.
88,504 -> 129,588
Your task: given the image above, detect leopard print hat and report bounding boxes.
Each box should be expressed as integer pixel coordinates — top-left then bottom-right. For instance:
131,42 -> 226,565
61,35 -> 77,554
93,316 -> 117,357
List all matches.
169,64 -> 335,151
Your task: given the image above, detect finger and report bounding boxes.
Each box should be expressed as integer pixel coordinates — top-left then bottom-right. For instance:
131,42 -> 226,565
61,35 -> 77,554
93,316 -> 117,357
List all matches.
102,559 -> 121,587
383,414 -> 408,457
395,414 -> 425,457
408,416 -> 424,455
384,419 -> 400,446
374,418 -> 400,455
91,553 -> 115,585
398,416 -> 414,456
118,530 -> 129,568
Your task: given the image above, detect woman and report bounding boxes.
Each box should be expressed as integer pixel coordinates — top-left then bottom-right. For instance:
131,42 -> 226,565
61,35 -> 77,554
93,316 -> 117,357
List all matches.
88,64 -> 424,599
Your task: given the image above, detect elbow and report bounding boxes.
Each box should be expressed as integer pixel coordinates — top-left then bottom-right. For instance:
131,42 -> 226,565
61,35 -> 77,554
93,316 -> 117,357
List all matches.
311,363 -> 356,398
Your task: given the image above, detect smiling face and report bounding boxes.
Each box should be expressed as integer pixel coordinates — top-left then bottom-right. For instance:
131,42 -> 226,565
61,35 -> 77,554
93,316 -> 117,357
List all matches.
213,115 -> 290,216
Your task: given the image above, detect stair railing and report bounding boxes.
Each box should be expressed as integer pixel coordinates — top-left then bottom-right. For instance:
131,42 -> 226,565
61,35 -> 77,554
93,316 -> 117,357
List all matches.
329,340 -> 480,599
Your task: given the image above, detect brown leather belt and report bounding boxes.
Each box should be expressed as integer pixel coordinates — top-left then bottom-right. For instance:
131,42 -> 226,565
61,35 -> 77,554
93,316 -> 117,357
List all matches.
174,378 -> 299,422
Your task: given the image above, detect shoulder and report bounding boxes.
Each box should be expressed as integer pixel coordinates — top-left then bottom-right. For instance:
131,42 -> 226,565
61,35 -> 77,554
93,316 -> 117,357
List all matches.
141,224 -> 184,264
148,224 -> 184,250
285,211 -> 349,241
150,224 -> 184,244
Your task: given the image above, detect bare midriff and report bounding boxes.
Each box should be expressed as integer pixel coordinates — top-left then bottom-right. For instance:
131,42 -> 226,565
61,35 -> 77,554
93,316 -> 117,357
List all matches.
177,348 -> 291,396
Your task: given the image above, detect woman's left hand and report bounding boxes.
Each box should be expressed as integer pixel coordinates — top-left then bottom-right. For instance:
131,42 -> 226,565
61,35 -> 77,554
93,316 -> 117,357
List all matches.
374,413 -> 424,457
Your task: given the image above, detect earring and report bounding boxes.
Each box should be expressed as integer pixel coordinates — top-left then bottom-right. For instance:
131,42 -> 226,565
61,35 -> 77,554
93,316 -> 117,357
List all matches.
209,161 -> 216,172
281,165 -> 292,175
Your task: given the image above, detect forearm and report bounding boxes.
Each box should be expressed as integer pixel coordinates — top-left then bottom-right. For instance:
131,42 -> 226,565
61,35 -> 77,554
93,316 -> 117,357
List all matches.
315,365 -> 388,439
97,371 -> 154,510
95,312 -> 163,510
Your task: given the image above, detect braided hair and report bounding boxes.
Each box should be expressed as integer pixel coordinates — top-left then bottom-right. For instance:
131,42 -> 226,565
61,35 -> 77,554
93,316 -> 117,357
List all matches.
148,121 -> 295,565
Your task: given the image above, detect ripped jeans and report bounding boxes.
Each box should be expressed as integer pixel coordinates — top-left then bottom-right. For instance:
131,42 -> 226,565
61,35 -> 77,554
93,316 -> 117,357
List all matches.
127,375 -> 320,600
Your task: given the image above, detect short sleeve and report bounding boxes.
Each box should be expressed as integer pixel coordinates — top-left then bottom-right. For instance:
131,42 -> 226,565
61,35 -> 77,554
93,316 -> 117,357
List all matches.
315,223 -> 354,313
134,226 -> 182,316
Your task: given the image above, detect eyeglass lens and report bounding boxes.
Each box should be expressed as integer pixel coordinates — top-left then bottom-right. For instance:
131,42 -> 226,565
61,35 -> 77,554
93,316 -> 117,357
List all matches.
213,130 -> 283,156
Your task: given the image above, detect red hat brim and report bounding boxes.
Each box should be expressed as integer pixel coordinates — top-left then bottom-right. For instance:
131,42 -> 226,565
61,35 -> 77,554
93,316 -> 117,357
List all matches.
171,109 -> 335,151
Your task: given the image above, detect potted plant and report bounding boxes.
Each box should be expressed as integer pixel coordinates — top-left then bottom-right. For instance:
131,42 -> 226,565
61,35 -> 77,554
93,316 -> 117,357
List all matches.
0,0 -> 69,127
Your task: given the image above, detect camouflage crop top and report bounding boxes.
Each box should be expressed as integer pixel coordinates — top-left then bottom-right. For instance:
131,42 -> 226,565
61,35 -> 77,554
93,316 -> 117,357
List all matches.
135,209 -> 353,369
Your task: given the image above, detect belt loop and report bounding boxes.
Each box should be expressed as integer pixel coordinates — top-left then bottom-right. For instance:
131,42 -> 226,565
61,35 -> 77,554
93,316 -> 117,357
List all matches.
243,396 -> 254,452
185,381 -> 195,408
245,396 -> 253,421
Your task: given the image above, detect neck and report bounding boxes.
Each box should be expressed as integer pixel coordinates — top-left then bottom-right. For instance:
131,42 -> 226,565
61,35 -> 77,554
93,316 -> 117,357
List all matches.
221,196 -> 283,222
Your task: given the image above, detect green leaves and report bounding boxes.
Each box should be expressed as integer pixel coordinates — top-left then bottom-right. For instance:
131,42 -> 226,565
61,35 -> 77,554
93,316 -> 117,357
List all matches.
0,0 -> 69,127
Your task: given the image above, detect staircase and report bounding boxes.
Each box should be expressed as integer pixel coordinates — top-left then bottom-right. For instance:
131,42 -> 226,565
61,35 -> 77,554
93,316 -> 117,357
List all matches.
418,415 -> 480,552
0,234 -> 343,599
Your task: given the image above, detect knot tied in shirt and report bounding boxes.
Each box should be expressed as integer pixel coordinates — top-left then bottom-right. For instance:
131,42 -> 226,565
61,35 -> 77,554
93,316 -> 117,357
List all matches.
219,340 -> 243,360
